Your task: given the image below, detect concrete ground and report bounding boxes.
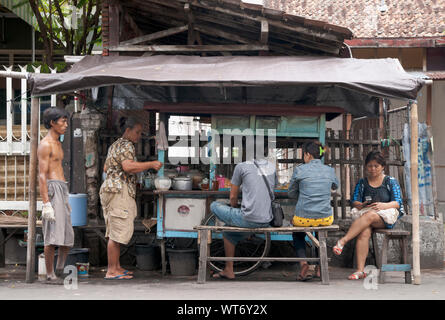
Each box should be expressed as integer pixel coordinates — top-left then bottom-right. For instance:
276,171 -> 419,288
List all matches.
0,263 -> 444,300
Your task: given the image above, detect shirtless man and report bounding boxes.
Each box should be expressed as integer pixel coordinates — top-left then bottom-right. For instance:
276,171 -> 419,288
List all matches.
38,107 -> 74,284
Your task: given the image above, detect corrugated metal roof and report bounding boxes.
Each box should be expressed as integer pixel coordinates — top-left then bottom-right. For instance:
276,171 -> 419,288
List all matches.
0,0 -> 36,26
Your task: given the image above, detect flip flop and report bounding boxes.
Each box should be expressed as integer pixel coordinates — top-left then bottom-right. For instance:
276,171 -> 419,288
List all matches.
333,240 -> 344,255
104,274 -> 133,280
44,278 -> 64,285
296,273 -> 313,282
123,270 -> 133,275
212,272 -> 235,280
348,271 -> 367,280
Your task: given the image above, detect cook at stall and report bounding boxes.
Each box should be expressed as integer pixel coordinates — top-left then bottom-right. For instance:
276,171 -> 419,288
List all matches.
99,116 -> 163,280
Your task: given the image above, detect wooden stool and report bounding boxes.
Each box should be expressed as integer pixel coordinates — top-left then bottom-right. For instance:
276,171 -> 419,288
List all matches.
371,229 -> 412,284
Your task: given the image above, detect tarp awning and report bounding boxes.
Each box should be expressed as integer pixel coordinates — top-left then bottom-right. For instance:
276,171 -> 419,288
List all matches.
29,54 -> 424,103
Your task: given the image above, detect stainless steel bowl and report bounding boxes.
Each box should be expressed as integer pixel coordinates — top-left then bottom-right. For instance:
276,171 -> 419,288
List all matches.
172,177 -> 193,191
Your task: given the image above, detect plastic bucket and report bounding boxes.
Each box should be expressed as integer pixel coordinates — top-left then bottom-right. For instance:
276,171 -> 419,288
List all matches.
69,193 -> 87,226
135,245 -> 161,271
166,248 -> 197,276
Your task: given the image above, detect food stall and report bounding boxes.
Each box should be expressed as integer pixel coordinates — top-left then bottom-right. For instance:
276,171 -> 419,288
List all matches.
141,103 -> 352,275
21,54 -> 424,280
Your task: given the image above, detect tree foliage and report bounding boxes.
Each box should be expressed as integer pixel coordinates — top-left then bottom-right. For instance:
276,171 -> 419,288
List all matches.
24,0 -> 101,68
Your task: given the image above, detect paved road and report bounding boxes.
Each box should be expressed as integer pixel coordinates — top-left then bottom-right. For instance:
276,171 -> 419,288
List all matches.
0,265 -> 444,300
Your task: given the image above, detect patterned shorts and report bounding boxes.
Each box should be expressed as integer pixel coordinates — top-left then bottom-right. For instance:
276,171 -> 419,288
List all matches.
292,215 -> 334,227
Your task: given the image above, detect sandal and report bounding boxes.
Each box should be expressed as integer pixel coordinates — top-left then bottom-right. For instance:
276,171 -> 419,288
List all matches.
333,240 -> 344,255
296,273 -> 313,282
348,271 -> 367,280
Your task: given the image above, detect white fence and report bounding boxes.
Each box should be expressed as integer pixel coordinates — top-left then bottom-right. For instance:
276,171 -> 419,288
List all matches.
0,65 -> 57,212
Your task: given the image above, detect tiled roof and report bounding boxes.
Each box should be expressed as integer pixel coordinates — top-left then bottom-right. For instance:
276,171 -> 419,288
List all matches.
427,71 -> 445,80
263,0 -> 445,38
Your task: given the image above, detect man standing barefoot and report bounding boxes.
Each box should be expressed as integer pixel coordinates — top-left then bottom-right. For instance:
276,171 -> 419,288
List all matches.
37,107 -> 74,284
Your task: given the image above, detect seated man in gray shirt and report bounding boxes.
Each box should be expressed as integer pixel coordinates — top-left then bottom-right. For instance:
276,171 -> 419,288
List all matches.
210,158 -> 277,280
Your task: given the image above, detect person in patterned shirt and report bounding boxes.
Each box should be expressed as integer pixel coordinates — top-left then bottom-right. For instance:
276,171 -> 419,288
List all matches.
332,150 -> 405,280
100,117 -> 162,280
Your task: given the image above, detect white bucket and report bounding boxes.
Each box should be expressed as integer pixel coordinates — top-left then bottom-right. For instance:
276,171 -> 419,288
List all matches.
38,253 -> 46,281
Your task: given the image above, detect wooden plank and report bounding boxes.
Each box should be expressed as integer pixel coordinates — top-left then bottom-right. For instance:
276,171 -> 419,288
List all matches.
208,257 -> 321,262
260,19 -> 268,44
402,237 -> 412,284
194,225 -> 339,232
410,102 -> 421,285
373,229 -> 410,236
194,24 -> 259,45
120,25 -> 189,46
372,232 -> 380,268
380,264 -> 412,272
25,97 -> 39,283
318,230 -> 329,285
109,44 -> 269,52
197,229 -> 209,284
305,231 -> 320,248
378,235 -> 389,284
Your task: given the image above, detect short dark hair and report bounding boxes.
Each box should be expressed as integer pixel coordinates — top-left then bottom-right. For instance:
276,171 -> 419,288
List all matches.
42,107 -> 69,129
119,116 -> 143,134
365,150 -> 386,167
303,140 -> 326,160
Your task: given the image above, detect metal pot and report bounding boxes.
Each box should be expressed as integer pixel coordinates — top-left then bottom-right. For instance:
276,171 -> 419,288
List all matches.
172,177 -> 193,191
154,176 -> 172,191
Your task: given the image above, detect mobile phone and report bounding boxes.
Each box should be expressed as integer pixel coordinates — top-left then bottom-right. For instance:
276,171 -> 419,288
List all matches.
364,196 -> 372,206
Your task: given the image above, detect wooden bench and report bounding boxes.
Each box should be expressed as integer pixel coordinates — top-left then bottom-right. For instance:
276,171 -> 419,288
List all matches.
194,225 -> 339,285
371,229 -> 412,284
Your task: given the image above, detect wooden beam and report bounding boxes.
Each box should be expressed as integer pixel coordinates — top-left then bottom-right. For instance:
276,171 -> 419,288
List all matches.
410,102 -> 421,285
194,24 -> 259,45
25,97 -> 39,283
260,19 -> 269,45
184,3 -> 195,45
144,102 -> 344,116
109,44 -> 269,52
189,1 -> 343,43
120,25 -> 189,46
426,84 -> 432,126
108,0 -> 120,56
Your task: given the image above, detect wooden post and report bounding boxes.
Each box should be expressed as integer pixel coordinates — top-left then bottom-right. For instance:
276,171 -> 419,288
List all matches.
26,97 -> 39,283
410,102 -> 421,285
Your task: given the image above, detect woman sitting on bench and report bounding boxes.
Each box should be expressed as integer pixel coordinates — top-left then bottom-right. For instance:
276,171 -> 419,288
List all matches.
333,150 -> 405,280
288,141 -> 339,281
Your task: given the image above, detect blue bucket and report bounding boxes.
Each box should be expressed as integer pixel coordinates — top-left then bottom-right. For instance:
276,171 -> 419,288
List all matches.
69,193 -> 87,226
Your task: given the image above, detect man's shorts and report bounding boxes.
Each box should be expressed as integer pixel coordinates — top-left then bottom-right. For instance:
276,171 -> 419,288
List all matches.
42,180 -> 74,247
100,183 -> 137,245
210,201 -> 271,245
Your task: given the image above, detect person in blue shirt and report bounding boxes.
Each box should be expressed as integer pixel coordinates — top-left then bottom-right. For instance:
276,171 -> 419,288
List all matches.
288,140 -> 339,281
333,150 -> 405,280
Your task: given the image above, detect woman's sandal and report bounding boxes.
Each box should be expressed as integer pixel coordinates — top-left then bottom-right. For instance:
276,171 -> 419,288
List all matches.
333,240 -> 344,255
348,271 -> 367,280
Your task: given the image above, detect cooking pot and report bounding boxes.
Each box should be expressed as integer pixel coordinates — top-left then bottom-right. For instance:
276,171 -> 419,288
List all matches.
172,177 -> 193,191
154,176 -> 172,191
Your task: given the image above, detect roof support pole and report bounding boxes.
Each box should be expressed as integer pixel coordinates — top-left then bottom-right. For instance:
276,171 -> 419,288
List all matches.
25,96 -> 39,283
409,101 -> 421,285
